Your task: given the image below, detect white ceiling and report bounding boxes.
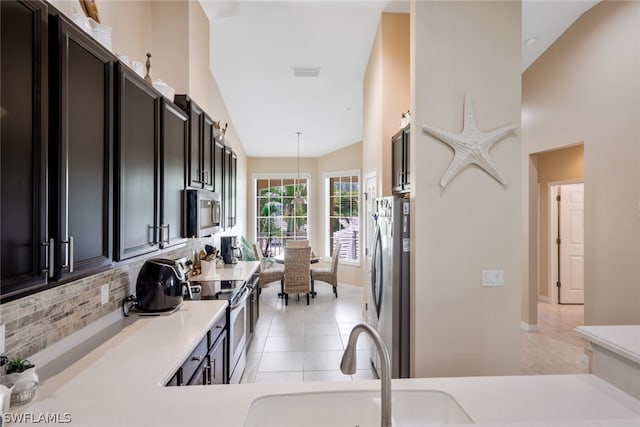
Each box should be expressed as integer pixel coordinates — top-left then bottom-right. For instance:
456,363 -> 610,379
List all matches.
201,0 -> 598,158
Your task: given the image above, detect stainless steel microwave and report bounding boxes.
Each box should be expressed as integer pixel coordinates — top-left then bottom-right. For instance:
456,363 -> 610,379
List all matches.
184,189 -> 221,237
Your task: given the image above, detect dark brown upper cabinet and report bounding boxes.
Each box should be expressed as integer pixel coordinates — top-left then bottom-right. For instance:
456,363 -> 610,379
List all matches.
0,0 -> 50,302
48,14 -> 114,281
213,139 -> 225,194
160,99 -> 188,248
114,63 -> 161,261
223,146 -> 237,229
392,125 -> 410,194
174,95 -> 214,191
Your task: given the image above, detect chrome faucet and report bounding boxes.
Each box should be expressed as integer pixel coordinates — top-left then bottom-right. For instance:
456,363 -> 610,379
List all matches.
340,323 -> 392,427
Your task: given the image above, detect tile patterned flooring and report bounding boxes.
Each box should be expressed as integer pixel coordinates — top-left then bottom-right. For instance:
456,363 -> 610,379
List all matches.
241,281 -> 376,384
521,301 -> 587,375
241,282 -> 587,384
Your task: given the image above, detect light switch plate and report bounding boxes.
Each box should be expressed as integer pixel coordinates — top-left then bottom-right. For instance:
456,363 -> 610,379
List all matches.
101,284 -> 109,305
482,270 -> 504,287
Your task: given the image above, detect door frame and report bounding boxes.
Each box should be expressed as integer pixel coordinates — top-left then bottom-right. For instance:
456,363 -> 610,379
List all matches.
548,179 -> 584,305
363,172 -> 377,322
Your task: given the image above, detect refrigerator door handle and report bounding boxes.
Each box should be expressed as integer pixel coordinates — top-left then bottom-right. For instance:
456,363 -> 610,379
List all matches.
371,223 -> 383,318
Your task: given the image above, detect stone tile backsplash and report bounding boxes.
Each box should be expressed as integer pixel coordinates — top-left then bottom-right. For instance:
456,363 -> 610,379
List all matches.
1,244 -> 196,359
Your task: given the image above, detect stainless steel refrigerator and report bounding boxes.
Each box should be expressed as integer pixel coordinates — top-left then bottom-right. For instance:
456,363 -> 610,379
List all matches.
369,196 -> 410,378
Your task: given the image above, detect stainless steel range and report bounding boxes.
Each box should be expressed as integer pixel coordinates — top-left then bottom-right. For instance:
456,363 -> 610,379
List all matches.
200,274 -> 258,384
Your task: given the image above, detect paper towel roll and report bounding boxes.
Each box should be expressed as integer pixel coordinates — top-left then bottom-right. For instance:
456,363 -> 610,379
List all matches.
200,259 -> 216,279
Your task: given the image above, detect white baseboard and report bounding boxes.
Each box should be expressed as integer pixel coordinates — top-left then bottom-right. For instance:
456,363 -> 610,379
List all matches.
521,321 -> 539,332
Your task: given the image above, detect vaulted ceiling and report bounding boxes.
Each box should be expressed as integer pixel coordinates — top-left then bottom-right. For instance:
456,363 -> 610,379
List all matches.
201,0 -> 599,158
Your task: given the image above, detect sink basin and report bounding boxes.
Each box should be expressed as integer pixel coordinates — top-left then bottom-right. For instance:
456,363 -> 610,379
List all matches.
244,389 -> 473,426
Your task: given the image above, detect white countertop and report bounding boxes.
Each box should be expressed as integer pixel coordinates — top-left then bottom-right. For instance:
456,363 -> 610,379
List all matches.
11,303 -> 640,426
190,260 -> 260,283
576,325 -> 640,365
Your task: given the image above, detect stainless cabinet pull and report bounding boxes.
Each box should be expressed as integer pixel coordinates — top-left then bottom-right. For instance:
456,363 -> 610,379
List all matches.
191,356 -> 202,362
62,236 -> 74,273
41,238 -> 54,279
160,224 -> 170,245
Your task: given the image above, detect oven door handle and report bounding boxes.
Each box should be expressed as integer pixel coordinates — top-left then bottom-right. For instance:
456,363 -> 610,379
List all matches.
229,286 -> 250,310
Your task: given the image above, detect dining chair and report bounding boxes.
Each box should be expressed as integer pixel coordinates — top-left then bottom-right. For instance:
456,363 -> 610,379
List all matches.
285,240 -> 309,248
283,246 -> 311,305
311,242 -> 341,298
253,242 -> 284,293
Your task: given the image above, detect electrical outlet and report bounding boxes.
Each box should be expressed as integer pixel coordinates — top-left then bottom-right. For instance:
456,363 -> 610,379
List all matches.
482,270 -> 504,287
101,284 -> 110,306
0,324 -> 5,355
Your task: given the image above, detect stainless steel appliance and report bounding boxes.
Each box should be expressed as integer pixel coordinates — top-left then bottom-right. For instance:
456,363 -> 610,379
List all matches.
184,189 -> 221,237
220,236 -> 242,264
135,257 -> 193,312
201,272 -> 259,384
370,196 -> 410,378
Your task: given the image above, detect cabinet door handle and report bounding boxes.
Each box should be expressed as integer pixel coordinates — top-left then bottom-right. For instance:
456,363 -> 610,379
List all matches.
212,359 -> 216,381
191,356 -> 202,362
41,238 -> 54,279
62,236 -> 74,273
160,224 -> 170,245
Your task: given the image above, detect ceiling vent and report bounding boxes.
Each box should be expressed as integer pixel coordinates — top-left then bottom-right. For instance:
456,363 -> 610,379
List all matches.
293,66 -> 321,78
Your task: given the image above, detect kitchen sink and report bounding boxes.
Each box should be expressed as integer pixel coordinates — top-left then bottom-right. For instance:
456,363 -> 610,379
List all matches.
243,389 -> 473,426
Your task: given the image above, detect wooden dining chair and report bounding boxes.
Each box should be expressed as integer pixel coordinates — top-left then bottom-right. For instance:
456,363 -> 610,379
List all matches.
311,242 -> 341,298
253,242 -> 284,293
286,240 -> 309,248
283,246 -> 311,305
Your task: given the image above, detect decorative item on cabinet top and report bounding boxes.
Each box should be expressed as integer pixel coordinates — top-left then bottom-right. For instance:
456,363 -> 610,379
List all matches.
213,120 -> 228,141
79,0 -> 100,23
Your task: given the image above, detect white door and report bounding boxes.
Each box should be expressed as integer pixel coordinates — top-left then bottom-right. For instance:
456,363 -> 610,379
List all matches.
559,183 -> 584,304
363,173 -> 377,322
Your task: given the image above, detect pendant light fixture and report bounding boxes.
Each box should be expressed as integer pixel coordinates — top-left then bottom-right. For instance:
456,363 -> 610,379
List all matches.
293,131 -> 306,206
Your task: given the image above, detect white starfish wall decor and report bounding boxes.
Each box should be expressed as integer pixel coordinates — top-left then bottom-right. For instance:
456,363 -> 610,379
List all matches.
422,94 -> 518,188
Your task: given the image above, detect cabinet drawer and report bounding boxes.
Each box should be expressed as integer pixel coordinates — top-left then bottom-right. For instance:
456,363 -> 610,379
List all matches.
209,315 -> 226,350
182,335 -> 208,384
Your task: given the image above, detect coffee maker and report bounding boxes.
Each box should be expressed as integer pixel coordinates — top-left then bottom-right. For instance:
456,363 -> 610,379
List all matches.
220,236 -> 242,264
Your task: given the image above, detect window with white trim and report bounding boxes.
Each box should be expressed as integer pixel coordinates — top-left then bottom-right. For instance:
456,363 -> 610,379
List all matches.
326,172 -> 359,263
255,176 -> 309,257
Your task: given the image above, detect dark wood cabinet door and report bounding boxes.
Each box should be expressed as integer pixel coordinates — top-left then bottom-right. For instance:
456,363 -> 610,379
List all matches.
160,99 -> 187,248
392,129 -> 404,192
209,333 -> 227,385
174,95 -> 202,189
202,114 -> 214,191
392,126 -> 410,194
0,0 -> 50,301
223,147 -> 234,229
231,152 -> 237,227
115,64 -> 160,261
403,127 -> 410,191
213,140 -> 224,194
50,16 -> 113,279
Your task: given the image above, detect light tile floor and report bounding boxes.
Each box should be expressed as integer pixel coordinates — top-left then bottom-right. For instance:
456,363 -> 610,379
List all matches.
520,302 -> 587,375
241,283 -> 587,383
241,280 -> 376,384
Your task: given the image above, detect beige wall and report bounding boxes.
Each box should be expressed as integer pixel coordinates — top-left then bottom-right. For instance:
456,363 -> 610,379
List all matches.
50,0 -> 152,65
535,145 -> 584,301
362,13 -> 410,196
522,1 -> 640,325
411,1 -> 522,376
247,142 -> 363,286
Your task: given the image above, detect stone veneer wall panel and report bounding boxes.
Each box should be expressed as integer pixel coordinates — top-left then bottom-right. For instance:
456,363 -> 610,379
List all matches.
1,245 -> 194,358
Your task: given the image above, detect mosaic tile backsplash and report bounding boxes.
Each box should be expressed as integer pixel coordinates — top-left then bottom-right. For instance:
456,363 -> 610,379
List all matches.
1,244 -> 197,359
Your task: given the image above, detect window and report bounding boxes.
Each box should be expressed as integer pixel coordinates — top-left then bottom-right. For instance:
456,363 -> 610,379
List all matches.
255,176 -> 309,257
326,172 -> 359,263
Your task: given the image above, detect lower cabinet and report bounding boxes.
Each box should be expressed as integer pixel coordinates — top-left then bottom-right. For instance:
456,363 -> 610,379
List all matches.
167,314 -> 227,386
